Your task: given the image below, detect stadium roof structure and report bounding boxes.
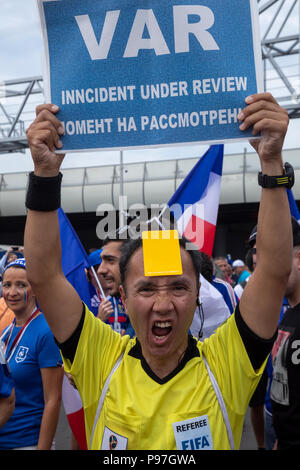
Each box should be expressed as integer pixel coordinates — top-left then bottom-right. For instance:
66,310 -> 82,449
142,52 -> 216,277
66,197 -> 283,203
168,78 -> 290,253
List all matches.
0,147 -> 299,217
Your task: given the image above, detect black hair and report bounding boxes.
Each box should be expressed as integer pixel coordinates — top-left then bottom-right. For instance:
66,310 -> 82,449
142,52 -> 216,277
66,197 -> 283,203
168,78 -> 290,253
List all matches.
199,252 -> 213,283
248,224 -> 257,248
119,235 -> 202,292
249,217 -> 300,248
102,226 -> 132,247
244,248 -> 254,272
291,216 -> 300,247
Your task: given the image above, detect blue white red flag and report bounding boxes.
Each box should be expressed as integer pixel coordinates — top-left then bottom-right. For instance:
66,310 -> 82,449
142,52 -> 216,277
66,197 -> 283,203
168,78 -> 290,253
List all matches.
58,208 -> 92,309
167,145 -> 224,255
57,208 -> 89,450
287,188 -> 300,223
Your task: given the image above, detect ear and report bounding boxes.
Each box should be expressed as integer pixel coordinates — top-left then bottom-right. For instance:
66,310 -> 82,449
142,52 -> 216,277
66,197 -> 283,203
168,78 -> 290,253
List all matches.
119,285 -> 128,313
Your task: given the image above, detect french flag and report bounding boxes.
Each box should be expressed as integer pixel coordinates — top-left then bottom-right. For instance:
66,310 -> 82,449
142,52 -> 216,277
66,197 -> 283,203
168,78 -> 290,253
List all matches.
62,375 -> 87,450
167,145 -> 224,255
287,188 -> 300,223
58,208 -> 89,450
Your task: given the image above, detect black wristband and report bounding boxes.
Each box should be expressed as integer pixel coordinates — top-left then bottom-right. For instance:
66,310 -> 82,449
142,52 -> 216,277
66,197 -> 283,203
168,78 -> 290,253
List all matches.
25,171 -> 63,211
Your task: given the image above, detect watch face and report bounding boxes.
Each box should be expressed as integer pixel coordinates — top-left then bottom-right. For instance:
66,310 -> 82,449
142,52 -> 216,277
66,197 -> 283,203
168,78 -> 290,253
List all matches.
284,162 -> 295,189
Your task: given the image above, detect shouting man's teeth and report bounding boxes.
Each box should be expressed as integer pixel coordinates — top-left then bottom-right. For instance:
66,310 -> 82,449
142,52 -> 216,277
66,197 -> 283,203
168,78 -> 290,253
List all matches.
154,321 -> 171,328
152,321 -> 172,339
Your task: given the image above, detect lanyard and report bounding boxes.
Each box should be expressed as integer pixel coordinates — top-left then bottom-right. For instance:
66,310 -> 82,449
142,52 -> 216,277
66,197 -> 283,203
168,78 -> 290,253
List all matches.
112,297 -> 126,334
2,306 -> 40,363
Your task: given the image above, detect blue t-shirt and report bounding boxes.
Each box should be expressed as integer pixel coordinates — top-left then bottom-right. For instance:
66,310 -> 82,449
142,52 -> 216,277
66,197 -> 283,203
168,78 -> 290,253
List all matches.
238,270 -> 251,284
0,313 -> 62,449
87,286 -> 134,337
0,341 -> 14,398
88,282 -> 101,316
105,296 -> 132,336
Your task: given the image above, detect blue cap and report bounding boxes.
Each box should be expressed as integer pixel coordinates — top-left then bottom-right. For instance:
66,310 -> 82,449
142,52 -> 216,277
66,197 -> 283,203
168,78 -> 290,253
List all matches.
3,257 -> 26,273
88,249 -> 102,267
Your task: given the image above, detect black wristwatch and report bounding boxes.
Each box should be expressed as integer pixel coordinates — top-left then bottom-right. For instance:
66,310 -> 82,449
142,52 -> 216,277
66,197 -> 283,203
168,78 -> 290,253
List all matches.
258,162 -> 294,189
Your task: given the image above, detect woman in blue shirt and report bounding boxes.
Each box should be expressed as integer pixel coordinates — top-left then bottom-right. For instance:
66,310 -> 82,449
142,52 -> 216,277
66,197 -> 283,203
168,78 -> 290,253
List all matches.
0,258 -> 63,450
0,340 -> 15,429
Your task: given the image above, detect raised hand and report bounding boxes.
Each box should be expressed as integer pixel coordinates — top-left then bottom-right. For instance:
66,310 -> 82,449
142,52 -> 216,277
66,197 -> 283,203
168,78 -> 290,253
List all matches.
238,93 -> 289,169
26,104 -> 66,176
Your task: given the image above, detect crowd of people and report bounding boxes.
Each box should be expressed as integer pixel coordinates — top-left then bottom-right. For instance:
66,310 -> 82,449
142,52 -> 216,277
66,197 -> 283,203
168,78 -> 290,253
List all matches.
0,91 -> 299,451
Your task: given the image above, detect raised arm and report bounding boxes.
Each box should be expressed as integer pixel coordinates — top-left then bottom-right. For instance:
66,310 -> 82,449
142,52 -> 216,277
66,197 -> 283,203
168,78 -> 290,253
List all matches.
24,105 -> 83,343
238,93 -> 292,339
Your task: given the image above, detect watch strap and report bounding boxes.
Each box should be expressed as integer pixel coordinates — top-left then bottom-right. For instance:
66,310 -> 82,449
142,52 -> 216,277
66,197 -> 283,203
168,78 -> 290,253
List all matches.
258,162 -> 294,189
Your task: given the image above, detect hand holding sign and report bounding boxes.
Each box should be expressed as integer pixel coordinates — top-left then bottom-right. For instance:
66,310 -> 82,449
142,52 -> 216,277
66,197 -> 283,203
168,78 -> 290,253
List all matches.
26,105 -> 65,177
238,92 -> 289,165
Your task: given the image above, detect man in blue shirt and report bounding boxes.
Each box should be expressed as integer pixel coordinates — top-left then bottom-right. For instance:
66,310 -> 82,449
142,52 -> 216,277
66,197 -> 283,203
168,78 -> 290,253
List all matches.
232,259 -> 251,284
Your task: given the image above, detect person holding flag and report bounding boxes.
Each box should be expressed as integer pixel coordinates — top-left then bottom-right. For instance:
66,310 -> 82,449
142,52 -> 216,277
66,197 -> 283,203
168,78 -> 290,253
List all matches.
96,235 -> 133,336
86,249 -> 107,316
24,92 -> 292,450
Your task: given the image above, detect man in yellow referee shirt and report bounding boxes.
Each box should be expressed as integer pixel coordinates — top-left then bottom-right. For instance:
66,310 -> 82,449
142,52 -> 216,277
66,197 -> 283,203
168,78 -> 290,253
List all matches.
24,93 -> 292,450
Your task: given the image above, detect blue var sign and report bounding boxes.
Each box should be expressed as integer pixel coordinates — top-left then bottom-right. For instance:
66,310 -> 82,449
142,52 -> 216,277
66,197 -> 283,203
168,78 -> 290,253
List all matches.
38,0 -> 263,152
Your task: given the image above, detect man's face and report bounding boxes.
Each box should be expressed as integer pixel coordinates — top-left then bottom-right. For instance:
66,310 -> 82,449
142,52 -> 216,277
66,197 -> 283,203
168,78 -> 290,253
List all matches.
233,266 -> 243,277
88,266 -> 110,296
97,241 -> 123,297
215,259 -> 228,274
120,247 -> 199,365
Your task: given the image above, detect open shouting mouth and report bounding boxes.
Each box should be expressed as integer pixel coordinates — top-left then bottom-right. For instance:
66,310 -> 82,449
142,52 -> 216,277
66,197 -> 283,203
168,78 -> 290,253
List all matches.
151,320 -> 172,344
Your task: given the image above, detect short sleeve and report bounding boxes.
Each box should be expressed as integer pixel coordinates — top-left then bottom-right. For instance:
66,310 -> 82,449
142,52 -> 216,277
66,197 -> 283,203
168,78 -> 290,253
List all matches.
62,305 -> 128,408
36,327 -> 63,369
0,342 -> 14,398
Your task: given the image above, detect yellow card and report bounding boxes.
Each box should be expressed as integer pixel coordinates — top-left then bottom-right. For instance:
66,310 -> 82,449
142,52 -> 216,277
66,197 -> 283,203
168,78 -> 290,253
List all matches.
142,230 -> 183,276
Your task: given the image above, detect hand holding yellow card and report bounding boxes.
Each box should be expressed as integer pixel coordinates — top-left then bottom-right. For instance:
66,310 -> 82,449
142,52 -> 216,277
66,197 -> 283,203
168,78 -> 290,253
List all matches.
142,230 -> 183,276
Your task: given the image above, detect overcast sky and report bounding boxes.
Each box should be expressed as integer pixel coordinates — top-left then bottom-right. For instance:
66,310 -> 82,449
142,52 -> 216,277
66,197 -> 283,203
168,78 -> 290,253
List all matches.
0,0 -> 299,173
0,0 -> 43,80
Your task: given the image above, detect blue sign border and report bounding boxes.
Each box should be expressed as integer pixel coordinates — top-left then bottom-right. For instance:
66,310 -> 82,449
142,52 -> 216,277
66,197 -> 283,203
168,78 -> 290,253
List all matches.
38,0 -> 263,152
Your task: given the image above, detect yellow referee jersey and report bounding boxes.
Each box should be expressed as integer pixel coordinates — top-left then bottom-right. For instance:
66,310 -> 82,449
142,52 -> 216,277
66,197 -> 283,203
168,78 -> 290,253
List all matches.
62,305 -> 266,450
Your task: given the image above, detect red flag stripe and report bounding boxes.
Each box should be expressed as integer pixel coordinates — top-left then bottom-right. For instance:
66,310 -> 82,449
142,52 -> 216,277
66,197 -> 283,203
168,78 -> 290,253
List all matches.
183,216 -> 216,256
67,408 -> 87,450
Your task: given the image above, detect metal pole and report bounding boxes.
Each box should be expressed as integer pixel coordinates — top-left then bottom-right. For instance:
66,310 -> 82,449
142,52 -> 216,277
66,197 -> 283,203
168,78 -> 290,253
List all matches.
120,151 -> 124,194
90,266 -> 106,299
242,147 -> 247,203
8,80 -> 35,137
119,150 -> 126,228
